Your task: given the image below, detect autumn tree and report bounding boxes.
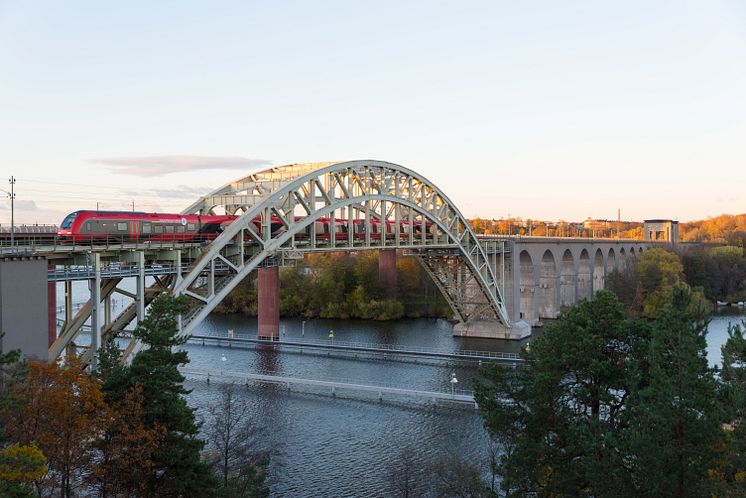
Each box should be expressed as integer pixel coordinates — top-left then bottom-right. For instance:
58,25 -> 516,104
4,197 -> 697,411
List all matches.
6,356 -> 107,498
636,248 -> 688,316
90,381 -> 164,498
0,443 -> 46,498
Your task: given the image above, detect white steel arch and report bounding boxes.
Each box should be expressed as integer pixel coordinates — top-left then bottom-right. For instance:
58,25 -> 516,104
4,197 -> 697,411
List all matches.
168,160 -> 510,340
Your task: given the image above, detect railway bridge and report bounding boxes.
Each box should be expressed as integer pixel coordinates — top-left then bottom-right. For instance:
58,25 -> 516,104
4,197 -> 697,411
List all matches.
0,160 -> 659,364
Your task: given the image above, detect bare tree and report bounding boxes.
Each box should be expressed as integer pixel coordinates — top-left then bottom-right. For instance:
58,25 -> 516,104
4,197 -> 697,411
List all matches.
386,446 -> 424,498
429,454 -> 491,498
204,383 -> 269,498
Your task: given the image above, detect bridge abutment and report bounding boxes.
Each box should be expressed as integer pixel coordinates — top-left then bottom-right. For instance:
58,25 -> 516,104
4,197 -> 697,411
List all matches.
0,257 -> 49,360
258,265 -> 280,340
453,319 -> 531,340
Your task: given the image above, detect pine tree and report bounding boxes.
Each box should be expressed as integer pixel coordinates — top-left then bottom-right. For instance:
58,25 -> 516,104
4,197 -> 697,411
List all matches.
713,317 -> 746,495
474,290 -> 646,496
622,285 -> 722,497
109,293 -> 217,497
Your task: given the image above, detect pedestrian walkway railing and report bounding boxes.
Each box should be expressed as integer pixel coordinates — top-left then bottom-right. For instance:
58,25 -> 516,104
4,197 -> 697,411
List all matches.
180,366 -> 477,405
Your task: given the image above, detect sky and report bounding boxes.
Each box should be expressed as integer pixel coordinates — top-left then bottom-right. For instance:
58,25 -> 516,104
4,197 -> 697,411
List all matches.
1,0 -> 745,225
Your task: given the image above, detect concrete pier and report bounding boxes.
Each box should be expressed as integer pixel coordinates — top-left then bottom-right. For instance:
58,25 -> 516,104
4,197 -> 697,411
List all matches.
257,266 -> 280,340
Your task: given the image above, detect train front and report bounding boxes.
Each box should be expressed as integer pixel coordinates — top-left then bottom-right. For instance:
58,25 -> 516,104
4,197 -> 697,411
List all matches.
57,211 -> 80,239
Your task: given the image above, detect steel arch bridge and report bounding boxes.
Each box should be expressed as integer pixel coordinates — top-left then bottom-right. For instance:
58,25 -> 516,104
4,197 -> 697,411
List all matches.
166,160 -> 510,343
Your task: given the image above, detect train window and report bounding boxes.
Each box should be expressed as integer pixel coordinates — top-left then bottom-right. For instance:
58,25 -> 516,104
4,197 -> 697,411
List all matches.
177,226 -> 185,233
85,222 -> 91,232
154,225 -> 163,234
187,223 -> 196,231
166,226 -> 174,234
60,212 -> 78,229
117,223 -> 127,231
142,223 -> 151,234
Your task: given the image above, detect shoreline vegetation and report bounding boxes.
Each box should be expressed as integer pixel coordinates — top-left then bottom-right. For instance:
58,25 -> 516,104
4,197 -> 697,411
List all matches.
215,252 -> 452,321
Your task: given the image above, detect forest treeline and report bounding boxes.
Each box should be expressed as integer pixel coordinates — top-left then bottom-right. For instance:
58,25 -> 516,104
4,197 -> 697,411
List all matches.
0,295 -> 269,498
469,213 -> 746,243
606,246 -> 746,310
216,252 -> 451,321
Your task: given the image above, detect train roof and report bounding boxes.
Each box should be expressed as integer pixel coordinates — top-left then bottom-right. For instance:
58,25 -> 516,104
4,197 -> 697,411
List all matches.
80,210 -> 148,215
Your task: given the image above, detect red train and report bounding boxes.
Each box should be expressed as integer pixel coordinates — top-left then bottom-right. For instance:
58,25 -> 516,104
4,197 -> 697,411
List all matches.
57,210 -> 434,243
57,211 -> 236,242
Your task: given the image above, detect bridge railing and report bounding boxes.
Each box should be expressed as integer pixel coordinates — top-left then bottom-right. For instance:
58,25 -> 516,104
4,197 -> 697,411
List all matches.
0,235 -> 214,255
180,366 -> 477,398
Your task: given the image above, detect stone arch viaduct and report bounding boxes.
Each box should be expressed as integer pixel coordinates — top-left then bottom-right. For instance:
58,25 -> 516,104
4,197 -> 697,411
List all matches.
490,238 -> 648,336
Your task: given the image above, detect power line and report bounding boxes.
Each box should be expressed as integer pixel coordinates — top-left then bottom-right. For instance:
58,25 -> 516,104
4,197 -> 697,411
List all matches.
17,177 -> 135,191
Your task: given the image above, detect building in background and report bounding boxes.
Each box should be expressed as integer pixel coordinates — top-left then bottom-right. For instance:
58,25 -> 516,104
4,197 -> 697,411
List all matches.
643,219 -> 679,243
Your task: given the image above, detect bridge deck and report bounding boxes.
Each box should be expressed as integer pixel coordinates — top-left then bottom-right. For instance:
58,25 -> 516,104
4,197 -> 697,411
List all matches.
189,334 -> 523,363
180,366 -> 477,405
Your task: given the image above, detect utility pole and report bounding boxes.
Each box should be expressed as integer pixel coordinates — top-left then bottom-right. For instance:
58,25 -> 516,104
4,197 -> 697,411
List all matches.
8,176 -> 15,247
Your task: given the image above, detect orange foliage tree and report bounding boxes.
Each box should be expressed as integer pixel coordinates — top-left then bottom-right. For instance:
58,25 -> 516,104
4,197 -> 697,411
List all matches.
91,384 -> 164,498
6,356 -> 107,498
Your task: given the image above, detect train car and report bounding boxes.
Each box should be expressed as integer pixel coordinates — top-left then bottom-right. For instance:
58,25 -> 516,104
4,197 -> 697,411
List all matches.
57,210 -> 435,243
57,210 -> 236,242
297,218 -> 350,240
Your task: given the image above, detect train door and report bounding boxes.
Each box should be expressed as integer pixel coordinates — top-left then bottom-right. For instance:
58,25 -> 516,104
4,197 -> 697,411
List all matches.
129,221 -> 141,242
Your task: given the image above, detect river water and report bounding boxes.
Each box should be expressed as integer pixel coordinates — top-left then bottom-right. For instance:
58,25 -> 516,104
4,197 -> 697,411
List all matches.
185,317 -> 500,497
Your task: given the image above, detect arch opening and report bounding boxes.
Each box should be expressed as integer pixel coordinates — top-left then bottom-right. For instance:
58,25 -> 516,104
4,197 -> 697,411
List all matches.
578,249 -> 592,301
539,250 -> 558,319
593,248 -> 604,294
519,251 -> 536,324
560,249 -> 576,309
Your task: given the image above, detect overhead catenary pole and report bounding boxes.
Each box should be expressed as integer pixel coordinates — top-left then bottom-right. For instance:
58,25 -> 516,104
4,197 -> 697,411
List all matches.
8,176 -> 15,247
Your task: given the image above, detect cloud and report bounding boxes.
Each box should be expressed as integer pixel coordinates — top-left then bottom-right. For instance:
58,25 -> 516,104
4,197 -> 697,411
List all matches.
122,186 -> 208,199
89,155 -> 272,177
150,186 -> 210,199
0,200 -> 37,211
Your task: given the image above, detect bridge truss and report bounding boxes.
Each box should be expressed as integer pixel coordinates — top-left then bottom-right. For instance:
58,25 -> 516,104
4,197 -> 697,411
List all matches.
166,160 -> 510,348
